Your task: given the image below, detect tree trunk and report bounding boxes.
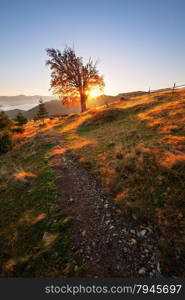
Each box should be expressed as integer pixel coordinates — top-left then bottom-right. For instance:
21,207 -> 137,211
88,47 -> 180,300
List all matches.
80,92 -> 87,112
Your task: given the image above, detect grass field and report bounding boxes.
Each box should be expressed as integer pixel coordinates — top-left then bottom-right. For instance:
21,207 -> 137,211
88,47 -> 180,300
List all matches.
0,121 -> 82,277
59,89 -> 185,276
0,88 -> 185,276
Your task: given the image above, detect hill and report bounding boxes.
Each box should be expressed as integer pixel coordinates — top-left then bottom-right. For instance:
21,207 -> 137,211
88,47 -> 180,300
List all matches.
24,100 -> 81,119
1,88 -> 185,277
55,88 -> 185,277
3,91 -> 149,119
4,108 -> 26,119
117,91 -> 147,99
5,94 -> 120,119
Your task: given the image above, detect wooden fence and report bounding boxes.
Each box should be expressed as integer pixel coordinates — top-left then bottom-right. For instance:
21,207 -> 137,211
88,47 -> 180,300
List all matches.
148,83 -> 185,95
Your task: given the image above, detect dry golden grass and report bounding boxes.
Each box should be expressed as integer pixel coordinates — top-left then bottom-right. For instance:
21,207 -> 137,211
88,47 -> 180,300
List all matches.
0,120 -> 78,277
1,88 -> 185,276
58,88 -> 185,276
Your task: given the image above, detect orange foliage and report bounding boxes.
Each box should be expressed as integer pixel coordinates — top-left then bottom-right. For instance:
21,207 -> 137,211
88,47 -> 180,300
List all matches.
14,170 -> 36,181
19,212 -> 47,224
159,150 -> 185,168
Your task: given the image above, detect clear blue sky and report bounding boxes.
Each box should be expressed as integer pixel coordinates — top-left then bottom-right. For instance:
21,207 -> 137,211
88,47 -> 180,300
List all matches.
0,0 -> 185,96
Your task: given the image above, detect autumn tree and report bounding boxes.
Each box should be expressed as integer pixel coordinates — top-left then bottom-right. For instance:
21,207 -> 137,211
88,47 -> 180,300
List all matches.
46,47 -> 104,112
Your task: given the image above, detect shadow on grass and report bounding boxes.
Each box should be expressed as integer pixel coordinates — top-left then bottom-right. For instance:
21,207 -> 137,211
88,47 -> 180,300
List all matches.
70,104 -> 185,277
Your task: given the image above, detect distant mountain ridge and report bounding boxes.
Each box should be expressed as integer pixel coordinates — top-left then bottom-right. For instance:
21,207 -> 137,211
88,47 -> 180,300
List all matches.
0,95 -> 57,107
2,91 -> 147,119
4,95 -> 120,119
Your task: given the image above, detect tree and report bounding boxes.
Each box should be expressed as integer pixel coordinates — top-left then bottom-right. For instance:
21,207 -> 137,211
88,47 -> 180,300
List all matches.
13,112 -> 28,133
46,47 -> 104,112
0,111 -> 12,154
14,112 -> 27,126
0,132 -> 12,154
36,99 -> 48,122
0,111 -> 12,130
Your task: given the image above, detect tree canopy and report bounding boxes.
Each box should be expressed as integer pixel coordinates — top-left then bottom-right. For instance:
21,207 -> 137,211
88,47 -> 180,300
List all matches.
46,47 -> 104,112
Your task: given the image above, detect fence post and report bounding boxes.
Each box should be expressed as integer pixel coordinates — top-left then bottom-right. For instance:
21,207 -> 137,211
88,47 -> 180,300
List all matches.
172,83 -> 176,95
148,87 -> 151,95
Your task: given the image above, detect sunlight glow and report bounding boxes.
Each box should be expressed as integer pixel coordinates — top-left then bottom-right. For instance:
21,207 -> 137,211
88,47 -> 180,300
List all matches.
87,86 -> 103,99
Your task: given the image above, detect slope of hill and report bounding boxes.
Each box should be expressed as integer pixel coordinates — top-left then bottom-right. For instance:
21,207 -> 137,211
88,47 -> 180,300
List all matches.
24,100 -> 81,119
88,94 -> 120,107
2,91 -> 148,119
4,109 -> 26,119
58,88 -> 185,277
4,94 -> 121,119
117,91 -> 147,99
1,88 -> 185,277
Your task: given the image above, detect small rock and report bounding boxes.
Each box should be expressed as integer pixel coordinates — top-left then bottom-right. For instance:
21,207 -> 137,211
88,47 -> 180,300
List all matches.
138,267 -> 146,275
74,265 -> 78,272
43,232 -> 48,239
123,247 -> 128,253
130,229 -> 135,234
81,230 -> 86,237
132,213 -> 137,220
104,204 -> 109,209
138,229 -> 147,237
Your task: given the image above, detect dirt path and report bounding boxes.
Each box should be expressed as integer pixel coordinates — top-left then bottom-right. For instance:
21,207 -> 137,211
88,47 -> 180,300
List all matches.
51,143 -> 160,278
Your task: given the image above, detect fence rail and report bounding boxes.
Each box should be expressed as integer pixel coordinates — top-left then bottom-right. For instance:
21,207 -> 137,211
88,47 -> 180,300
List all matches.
148,82 -> 185,94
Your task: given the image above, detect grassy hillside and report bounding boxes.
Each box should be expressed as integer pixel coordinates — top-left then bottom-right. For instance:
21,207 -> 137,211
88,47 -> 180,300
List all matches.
58,88 -> 185,276
0,120 -> 83,277
0,88 -> 185,277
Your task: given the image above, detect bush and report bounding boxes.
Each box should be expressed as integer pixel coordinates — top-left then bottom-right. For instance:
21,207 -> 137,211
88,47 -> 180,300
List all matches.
0,132 -> 12,154
14,112 -> 28,126
12,127 -> 24,133
0,111 -> 12,130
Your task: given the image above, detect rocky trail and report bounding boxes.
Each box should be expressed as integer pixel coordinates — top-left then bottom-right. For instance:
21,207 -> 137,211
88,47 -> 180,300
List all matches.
51,143 -> 161,278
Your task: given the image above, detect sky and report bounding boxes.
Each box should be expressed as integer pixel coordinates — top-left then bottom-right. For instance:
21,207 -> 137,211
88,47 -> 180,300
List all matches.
0,0 -> 185,96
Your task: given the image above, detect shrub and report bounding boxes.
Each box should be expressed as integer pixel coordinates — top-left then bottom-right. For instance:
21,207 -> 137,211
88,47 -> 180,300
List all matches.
14,112 -> 28,126
0,132 -> 12,154
12,127 -> 24,133
0,111 -> 12,130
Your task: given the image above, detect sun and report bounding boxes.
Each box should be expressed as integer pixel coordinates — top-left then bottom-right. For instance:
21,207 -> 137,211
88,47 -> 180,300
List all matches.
87,86 -> 103,98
